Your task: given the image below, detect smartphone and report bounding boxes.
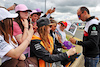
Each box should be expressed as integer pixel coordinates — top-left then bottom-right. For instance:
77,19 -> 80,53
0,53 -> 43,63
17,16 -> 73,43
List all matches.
53,7 -> 56,9
14,3 -> 18,6
51,7 -> 56,10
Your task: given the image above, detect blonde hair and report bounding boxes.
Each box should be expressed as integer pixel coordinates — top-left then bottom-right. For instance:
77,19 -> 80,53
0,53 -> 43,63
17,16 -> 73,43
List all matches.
38,25 -> 50,51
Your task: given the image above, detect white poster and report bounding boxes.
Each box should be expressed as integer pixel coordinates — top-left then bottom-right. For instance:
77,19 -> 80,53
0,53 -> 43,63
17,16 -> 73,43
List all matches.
65,20 -> 77,35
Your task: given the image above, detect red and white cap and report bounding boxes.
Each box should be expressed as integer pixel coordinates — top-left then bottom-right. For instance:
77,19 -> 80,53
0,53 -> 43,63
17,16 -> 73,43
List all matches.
61,21 -> 67,26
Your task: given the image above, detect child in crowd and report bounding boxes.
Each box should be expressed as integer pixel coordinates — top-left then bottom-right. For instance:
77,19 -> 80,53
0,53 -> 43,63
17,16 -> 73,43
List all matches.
50,20 -> 67,50
30,10 -> 38,33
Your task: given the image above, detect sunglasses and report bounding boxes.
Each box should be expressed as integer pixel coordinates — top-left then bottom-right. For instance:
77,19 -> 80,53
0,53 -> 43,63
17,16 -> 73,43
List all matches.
63,25 -> 67,28
78,12 -> 84,19
61,23 -> 67,28
37,13 -> 41,16
48,25 -> 52,28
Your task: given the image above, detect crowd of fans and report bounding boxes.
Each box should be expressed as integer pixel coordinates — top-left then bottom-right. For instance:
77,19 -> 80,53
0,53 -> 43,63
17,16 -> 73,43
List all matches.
0,3 -> 99,67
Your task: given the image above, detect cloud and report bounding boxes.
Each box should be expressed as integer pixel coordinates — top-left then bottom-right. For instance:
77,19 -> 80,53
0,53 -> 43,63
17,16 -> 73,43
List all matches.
0,0 -> 100,21
49,0 -> 100,7
95,4 -> 100,12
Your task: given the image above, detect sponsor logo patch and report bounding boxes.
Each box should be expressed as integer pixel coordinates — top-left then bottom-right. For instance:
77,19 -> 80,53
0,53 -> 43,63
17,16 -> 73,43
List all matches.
91,31 -> 97,35
34,44 -> 41,50
92,26 -> 96,30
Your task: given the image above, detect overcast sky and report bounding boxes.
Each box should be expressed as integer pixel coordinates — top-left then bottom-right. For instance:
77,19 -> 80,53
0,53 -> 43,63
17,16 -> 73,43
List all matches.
1,0 -> 100,22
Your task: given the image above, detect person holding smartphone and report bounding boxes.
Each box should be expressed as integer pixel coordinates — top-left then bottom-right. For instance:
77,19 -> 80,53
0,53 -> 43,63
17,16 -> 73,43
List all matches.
36,7 -> 55,19
13,4 -> 32,57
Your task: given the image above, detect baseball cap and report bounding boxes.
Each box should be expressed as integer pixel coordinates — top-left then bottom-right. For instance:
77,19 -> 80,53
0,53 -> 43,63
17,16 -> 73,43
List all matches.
35,8 -> 43,13
15,4 -> 32,13
30,10 -> 38,16
37,17 -> 53,28
61,21 -> 67,27
63,41 -> 75,49
0,8 -> 18,21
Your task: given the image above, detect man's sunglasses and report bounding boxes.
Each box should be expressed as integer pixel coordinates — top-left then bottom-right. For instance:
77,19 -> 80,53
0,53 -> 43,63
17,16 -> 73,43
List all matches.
78,12 -> 84,19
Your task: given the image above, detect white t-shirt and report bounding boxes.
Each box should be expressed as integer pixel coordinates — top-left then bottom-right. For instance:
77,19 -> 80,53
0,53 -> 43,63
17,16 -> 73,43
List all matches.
57,25 -> 67,43
0,35 -> 18,63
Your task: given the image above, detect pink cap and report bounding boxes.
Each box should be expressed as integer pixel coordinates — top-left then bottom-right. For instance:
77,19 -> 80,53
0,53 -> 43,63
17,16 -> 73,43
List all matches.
15,4 -> 32,12
35,8 -> 43,13
30,10 -> 38,15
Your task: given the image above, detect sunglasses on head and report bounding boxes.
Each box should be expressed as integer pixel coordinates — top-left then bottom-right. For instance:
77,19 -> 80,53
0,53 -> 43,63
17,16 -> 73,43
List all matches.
37,13 -> 41,16
61,24 -> 67,28
78,11 -> 84,19
61,23 -> 66,27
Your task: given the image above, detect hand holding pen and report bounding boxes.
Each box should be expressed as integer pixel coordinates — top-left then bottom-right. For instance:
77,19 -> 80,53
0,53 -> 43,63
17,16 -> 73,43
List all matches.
69,36 -> 76,44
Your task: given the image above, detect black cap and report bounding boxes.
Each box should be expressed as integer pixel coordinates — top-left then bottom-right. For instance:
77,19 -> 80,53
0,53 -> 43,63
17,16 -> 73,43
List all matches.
37,17 -> 51,28
50,16 -> 54,19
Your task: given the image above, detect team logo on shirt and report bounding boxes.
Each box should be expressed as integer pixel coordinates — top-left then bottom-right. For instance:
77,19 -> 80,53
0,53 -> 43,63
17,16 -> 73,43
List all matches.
92,26 -> 96,30
91,31 -> 97,35
91,26 -> 97,35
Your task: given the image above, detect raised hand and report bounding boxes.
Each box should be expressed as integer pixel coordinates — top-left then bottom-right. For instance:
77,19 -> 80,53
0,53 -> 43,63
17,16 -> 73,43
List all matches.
7,4 -> 16,11
69,38 -> 76,44
28,24 -> 34,36
21,19 -> 29,28
51,7 -> 55,13
46,9 -> 52,15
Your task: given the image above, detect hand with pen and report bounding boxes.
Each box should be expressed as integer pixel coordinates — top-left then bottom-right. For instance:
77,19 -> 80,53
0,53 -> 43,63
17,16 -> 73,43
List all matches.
66,47 -> 76,56
69,37 -> 76,44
